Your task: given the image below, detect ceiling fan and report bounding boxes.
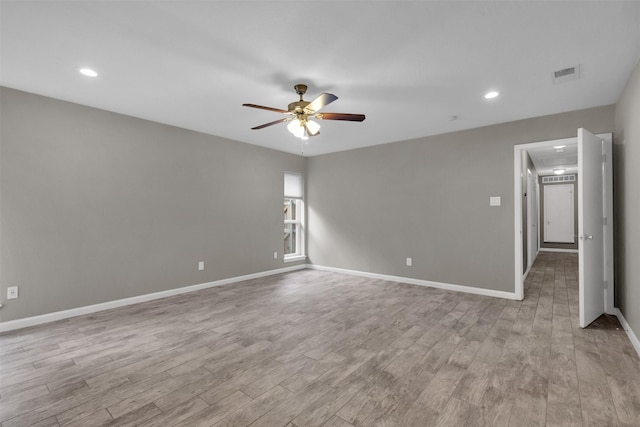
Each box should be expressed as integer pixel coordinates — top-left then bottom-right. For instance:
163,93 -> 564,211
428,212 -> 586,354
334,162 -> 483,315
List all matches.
243,84 -> 365,139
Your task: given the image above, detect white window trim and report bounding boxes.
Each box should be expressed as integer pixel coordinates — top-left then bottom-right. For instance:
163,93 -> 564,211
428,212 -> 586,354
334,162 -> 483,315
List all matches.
283,198 -> 305,262
283,254 -> 307,263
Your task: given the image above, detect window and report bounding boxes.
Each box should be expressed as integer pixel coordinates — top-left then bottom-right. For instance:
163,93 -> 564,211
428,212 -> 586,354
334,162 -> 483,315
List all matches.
284,198 -> 300,256
284,172 -> 305,261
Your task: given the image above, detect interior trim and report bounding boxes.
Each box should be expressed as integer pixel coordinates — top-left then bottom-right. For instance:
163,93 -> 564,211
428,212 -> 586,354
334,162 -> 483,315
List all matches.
0,262 -> 536,333
309,264 -> 519,300
615,308 -> 640,358
539,248 -> 579,254
0,264 -> 306,333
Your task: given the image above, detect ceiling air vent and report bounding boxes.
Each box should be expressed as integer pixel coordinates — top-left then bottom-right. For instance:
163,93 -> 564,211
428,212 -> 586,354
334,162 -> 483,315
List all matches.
543,175 -> 576,183
552,64 -> 581,84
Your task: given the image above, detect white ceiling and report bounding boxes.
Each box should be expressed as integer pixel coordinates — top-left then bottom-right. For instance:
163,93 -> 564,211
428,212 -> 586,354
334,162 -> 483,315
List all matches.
2,1 -> 639,157
527,141 -> 578,176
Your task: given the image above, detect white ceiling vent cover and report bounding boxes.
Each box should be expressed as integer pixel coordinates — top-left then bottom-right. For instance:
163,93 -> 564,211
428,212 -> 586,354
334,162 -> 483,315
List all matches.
543,174 -> 576,183
552,65 -> 581,84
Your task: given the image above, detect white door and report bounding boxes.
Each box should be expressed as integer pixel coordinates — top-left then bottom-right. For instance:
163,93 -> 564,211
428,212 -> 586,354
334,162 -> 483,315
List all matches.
544,184 -> 574,243
527,170 -> 538,268
578,128 -> 606,328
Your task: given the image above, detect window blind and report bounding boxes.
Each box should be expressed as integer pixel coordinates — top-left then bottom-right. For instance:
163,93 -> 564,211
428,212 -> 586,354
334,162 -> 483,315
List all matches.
284,172 -> 303,199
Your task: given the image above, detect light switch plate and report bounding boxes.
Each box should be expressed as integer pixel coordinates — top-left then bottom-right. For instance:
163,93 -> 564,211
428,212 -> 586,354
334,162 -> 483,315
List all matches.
7,286 -> 18,299
198,261 -> 204,271
490,196 -> 501,206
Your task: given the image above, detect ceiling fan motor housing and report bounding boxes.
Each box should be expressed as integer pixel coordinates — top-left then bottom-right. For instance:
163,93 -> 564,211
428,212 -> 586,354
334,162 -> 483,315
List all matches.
291,84 -> 310,113
288,100 -> 310,114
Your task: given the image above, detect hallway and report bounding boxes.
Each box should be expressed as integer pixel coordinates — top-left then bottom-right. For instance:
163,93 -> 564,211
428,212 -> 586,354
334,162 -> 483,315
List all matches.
523,251 -> 640,425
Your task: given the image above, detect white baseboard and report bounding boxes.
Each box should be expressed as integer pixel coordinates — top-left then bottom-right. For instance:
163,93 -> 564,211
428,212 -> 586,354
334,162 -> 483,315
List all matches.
0,264 -> 306,333
615,308 -> 640,358
539,248 -> 579,253
308,264 -> 518,300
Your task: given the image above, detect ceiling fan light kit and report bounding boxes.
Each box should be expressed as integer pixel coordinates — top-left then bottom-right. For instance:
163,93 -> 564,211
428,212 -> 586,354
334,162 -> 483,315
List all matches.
243,84 -> 365,141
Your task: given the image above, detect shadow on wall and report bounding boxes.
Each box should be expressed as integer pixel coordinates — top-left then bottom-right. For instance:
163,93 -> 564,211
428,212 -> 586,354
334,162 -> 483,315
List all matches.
612,139 -> 626,309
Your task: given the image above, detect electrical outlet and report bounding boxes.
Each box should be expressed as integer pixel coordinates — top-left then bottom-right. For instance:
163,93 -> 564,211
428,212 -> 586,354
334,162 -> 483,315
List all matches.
7,286 -> 18,299
198,261 -> 204,271
273,251 -> 278,259
406,258 -> 412,267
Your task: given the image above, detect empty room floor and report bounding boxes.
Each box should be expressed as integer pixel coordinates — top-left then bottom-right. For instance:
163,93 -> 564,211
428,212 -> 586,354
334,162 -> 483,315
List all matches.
1,253 -> 639,426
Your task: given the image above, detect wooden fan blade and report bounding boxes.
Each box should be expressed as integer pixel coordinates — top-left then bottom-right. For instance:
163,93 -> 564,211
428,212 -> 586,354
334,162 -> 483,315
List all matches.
304,93 -> 338,113
251,118 -> 291,130
316,112 -> 366,122
243,103 -> 289,114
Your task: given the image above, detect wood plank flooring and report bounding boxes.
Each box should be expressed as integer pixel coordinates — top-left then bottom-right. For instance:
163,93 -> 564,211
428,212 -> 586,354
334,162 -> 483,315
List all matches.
1,252 -> 639,426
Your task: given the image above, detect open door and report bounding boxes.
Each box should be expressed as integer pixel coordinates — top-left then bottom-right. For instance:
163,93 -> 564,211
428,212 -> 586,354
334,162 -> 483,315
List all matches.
578,128 -> 610,328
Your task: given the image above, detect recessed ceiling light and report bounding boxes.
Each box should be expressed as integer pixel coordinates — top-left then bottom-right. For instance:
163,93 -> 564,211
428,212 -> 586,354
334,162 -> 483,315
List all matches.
554,144 -> 566,152
79,68 -> 98,77
553,168 -> 566,175
484,91 -> 499,99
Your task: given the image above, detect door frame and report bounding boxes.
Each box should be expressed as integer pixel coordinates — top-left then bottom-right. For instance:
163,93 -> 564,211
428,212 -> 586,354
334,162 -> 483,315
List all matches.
513,133 -> 613,308
526,168 -> 539,269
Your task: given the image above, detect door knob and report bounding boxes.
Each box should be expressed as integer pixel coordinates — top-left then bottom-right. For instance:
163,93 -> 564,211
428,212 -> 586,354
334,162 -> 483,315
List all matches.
580,234 -> 593,240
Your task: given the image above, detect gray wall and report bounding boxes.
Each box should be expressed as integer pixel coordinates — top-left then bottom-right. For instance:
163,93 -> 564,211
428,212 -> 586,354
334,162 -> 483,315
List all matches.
0,84 -> 624,324
0,87 -> 306,322
307,105 -> 614,293
614,59 -> 640,337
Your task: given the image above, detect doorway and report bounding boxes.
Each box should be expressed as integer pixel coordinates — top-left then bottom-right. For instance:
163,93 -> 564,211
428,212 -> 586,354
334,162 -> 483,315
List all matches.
513,131 -> 613,327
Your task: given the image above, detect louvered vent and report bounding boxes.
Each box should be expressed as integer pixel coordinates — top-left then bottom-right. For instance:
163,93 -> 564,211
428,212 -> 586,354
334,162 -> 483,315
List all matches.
543,175 -> 576,183
552,65 -> 581,84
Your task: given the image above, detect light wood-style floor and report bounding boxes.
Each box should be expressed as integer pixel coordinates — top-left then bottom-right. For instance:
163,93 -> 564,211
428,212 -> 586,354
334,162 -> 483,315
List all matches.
1,253 -> 639,427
